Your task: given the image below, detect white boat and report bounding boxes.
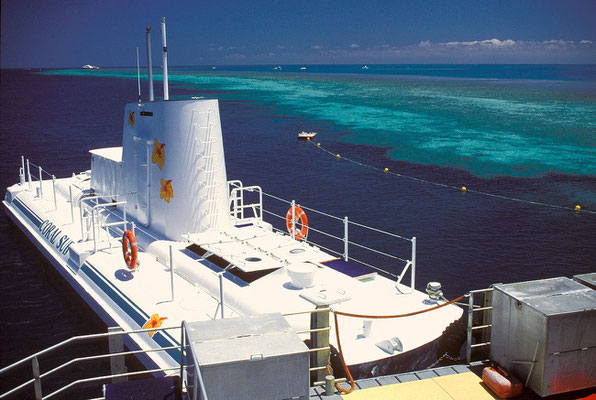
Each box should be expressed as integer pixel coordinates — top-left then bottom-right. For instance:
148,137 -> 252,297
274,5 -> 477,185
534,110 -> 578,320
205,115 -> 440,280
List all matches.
362,65 -> 369,70
298,131 -> 317,140
82,64 -> 100,70
274,65 -> 283,70
3,19 -> 463,381
300,66 -> 307,70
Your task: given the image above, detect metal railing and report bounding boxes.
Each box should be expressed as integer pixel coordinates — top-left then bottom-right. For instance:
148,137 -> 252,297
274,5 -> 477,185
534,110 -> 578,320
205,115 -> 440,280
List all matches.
227,187 -> 418,291
466,287 -> 493,363
0,325 -> 185,400
1,307 -> 337,400
20,157 -> 59,210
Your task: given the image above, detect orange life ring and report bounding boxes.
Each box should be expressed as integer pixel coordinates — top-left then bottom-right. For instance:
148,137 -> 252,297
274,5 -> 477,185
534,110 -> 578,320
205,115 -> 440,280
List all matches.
286,205 -> 308,240
122,230 -> 138,270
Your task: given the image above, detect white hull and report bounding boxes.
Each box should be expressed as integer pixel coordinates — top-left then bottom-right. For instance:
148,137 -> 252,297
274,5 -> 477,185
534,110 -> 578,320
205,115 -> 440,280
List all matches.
4,95 -> 462,380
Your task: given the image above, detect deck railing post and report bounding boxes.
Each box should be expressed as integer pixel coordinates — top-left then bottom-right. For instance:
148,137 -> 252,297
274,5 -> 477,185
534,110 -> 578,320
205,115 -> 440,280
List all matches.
32,356 -> 42,400
466,293 -> 473,364
52,175 -> 57,210
343,217 -> 349,261
38,166 -> 43,198
291,200 -> 296,239
69,186 -> 74,223
219,272 -> 225,319
27,159 -> 32,190
20,156 -> 25,185
410,237 -> 416,291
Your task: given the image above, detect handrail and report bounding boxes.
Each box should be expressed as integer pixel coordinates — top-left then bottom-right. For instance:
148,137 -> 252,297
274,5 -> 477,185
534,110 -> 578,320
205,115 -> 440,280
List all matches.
258,189 -> 416,288
2,308 -> 332,400
0,325 -> 183,399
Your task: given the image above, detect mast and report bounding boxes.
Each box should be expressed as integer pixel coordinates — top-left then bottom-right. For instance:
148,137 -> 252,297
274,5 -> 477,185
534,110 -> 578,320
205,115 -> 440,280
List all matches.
146,26 -> 154,102
161,17 -> 169,101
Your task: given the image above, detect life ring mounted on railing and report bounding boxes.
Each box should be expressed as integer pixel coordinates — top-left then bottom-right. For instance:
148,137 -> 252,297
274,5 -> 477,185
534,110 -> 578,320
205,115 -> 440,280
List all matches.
122,229 -> 138,270
286,205 -> 308,240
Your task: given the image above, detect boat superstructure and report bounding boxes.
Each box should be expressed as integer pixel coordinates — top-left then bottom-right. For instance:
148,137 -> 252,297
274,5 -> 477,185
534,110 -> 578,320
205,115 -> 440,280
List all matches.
2,18 -> 463,384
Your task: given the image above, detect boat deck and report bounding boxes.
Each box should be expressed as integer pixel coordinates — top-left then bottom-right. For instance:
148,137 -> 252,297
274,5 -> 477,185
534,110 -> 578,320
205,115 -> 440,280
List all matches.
309,362 -> 596,400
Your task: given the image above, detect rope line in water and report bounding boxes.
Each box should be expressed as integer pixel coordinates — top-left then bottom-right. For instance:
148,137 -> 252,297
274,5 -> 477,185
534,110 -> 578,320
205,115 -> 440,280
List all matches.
309,140 -> 595,215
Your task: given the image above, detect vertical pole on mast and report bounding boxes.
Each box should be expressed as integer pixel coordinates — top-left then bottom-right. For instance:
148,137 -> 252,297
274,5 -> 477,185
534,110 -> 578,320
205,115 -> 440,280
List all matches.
145,26 -> 154,102
161,17 -> 169,100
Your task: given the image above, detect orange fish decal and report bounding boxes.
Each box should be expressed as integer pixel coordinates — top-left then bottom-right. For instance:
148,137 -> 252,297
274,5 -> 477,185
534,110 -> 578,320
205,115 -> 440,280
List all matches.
160,179 -> 173,203
143,314 -> 167,337
128,111 -> 135,127
152,139 -> 166,170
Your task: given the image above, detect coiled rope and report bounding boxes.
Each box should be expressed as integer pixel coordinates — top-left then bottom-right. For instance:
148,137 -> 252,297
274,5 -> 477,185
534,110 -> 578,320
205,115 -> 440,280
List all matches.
309,140 -> 595,215
331,294 -> 465,394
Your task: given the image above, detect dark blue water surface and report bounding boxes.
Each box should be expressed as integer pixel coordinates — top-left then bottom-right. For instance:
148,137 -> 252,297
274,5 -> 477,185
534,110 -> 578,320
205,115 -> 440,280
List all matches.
1,67 -> 595,396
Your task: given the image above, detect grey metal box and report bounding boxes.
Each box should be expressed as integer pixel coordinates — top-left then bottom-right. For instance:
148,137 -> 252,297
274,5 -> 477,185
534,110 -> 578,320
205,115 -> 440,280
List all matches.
490,277 -> 596,397
186,313 -> 309,400
574,272 -> 596,290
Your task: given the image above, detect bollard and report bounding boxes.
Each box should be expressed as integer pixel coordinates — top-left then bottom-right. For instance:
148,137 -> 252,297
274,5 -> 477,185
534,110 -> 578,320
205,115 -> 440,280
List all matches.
325,374 -> 335,396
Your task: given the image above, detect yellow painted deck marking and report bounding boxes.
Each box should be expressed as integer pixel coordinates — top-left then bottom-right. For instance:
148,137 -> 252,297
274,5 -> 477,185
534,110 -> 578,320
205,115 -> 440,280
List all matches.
342,372 -> 498,400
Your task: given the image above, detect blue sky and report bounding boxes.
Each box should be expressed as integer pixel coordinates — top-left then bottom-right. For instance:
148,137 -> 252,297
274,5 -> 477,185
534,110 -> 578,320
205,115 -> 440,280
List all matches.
1,0 -> 595,68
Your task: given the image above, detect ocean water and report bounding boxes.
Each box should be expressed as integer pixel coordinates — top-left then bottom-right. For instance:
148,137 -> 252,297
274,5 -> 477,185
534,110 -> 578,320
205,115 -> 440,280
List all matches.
1,66 -> 595,396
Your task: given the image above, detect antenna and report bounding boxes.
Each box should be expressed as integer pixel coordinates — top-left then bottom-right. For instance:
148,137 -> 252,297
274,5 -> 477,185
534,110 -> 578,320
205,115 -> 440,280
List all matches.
161,17 -> 169,101
146,26 -> 154,102
136,46 -> 141,103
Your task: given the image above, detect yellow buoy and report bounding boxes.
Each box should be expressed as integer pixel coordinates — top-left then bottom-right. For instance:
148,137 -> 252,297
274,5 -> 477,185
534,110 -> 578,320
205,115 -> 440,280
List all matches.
384,168 -> 389,173
307,137 -> 311,141
461,186 -> 467,192
336,154 -> 341,158
317,142 -> 320,147
575,205 -> 581,211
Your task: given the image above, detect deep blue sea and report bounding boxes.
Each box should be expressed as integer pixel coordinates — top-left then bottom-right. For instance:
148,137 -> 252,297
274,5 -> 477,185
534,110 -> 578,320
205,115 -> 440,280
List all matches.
1,65 -> 595,397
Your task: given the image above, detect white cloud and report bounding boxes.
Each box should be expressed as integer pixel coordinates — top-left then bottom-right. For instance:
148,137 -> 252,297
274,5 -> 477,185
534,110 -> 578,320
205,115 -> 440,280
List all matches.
445,38 -> 516,47
350,43 -> 359,48
418,40 -> 431,48
579,40 -> 593,45
312,44 -> 323,50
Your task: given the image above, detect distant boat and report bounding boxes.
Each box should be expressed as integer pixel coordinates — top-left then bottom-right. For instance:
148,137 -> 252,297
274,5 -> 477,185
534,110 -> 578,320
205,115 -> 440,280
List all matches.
298,131 -> 317,140
82,64 -> 100,70
300,66 -> 307,70
362,65 -> 369,70
274,65 -> 282,70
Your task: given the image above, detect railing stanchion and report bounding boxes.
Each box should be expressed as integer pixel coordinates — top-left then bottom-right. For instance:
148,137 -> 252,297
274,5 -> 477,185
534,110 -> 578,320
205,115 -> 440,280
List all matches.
291,200 -> 296,239
38,166 -> 43,198
20,156 -> 25,185
467,293 -> 473,363
52,175 -> 57,210
27,159 -> 32,190
411,237 -> 416,291
69,186 -> 74,223
218,271 -> 225,319
32,356 -> 42,400
343,216 -> 349,261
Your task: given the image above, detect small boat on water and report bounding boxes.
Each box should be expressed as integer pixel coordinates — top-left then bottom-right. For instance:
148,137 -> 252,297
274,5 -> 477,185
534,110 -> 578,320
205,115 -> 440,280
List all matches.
3,18 -> 463,383
298,131 -> 317,140
82,64 -> 100,70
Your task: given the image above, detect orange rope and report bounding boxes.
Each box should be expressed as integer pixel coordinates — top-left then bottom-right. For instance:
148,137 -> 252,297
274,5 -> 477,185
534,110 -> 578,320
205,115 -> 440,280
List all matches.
331,295 -> 465,395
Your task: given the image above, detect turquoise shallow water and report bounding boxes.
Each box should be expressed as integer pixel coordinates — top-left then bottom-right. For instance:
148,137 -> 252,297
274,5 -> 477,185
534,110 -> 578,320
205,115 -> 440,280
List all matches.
45,65 -> 596,178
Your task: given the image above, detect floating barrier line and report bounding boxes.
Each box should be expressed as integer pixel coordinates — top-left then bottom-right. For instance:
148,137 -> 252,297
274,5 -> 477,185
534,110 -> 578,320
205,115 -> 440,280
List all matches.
310,141 -> 595,215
